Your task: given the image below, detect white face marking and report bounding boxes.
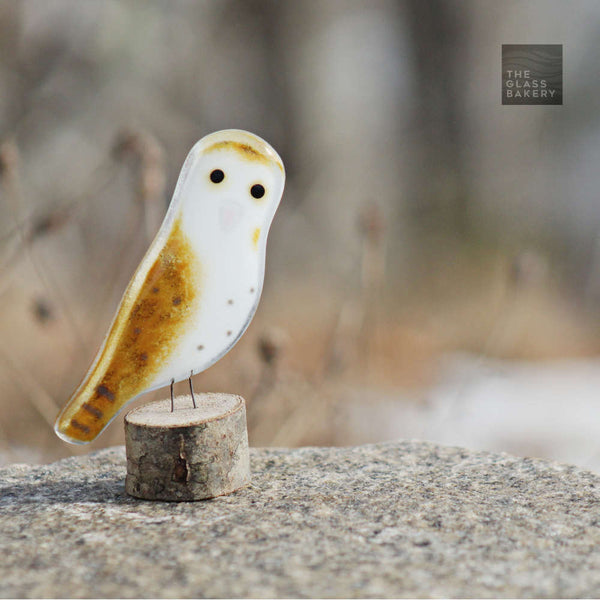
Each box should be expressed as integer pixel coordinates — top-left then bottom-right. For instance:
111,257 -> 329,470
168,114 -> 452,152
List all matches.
152,129 -> 285,384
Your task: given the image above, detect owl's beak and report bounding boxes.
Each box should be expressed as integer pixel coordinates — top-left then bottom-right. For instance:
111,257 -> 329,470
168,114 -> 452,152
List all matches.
219,201 -> 245,232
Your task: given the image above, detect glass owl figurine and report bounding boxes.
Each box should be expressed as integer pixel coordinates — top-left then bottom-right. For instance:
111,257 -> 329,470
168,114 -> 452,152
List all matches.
55,130 -> 285,444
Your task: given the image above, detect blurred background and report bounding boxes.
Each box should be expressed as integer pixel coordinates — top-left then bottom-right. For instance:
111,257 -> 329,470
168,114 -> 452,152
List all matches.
1,0 -> 600,469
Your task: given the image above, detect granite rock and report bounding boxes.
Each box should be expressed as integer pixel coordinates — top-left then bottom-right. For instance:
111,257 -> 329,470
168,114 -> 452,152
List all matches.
1,441 -> 600,598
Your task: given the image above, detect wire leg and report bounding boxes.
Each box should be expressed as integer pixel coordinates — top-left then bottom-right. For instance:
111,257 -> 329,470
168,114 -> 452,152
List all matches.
170,378 -> 175,412
188,372 -> 197,409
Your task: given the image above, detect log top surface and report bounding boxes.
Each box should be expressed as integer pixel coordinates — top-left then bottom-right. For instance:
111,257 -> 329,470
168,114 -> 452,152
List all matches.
125,393 -> 243,427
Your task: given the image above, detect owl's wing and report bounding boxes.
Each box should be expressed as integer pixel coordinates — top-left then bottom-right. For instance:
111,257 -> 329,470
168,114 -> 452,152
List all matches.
55,217 -> 201,443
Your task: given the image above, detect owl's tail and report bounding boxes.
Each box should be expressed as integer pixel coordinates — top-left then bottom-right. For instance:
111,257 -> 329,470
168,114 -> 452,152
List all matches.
54,378 -> 128,444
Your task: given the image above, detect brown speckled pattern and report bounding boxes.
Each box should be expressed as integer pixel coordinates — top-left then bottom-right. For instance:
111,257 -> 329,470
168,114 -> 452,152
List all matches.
57,217 -> 200,442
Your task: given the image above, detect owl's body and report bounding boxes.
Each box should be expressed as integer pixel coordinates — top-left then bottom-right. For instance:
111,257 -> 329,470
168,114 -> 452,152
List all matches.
55,130 -> 285,444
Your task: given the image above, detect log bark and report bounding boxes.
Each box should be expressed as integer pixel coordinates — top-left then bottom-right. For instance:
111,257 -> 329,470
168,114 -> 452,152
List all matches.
125,393 -> 250,501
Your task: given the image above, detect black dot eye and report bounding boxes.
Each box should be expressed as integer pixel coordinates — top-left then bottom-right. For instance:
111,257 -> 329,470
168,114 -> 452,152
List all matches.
250,184 -> 265,199
210,169 -> 225,183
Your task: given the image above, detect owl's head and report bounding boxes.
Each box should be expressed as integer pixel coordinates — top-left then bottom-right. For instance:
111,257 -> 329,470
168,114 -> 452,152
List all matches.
170,130 -> 285,252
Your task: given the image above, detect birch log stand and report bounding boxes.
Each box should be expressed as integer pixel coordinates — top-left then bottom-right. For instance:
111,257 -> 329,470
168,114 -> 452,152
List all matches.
125,393 -> 250,501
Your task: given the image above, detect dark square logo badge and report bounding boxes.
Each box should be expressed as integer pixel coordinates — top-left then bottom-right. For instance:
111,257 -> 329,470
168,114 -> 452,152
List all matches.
502,44 -> 562,105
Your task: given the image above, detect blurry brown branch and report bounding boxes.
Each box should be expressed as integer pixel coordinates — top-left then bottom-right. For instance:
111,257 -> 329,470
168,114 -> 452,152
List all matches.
252,327 -> 288,399
88,129 -> 168,338
0,346 -> 59,429
112,128 -> 166,242
0,148 -> 115,273
0,140 -> 87,352
319,202 -> 388,382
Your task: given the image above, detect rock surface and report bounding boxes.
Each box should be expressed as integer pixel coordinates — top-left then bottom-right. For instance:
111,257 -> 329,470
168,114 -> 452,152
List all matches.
1,441 -> 600,598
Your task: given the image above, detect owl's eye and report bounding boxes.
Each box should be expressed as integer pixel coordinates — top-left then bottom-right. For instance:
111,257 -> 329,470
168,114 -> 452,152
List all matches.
250,184 -> 265,199
210,169 -> 225,183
